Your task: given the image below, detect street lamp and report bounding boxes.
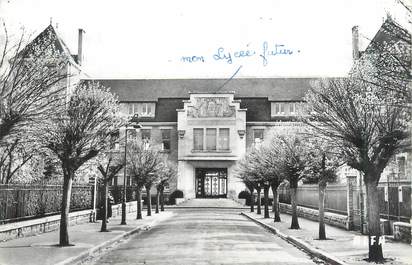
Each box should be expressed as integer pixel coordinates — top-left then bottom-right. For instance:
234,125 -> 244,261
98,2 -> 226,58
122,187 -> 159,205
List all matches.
121,114 -> 141,225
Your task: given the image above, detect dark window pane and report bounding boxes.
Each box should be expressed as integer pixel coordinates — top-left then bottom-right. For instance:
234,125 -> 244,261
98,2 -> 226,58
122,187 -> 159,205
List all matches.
141,129 -> 151,141
206,128 -> 217,151
218,128 -> 229,150
193,128 -> 204,150
161,129 -> 171,150
253,129 -> 264,142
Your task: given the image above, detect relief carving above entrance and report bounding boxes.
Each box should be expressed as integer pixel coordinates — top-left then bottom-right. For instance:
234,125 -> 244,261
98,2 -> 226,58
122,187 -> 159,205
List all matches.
187,97 -> 236,118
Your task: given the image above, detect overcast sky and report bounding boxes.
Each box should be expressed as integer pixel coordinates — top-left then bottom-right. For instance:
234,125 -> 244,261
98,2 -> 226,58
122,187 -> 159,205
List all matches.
0,0 -> 410,79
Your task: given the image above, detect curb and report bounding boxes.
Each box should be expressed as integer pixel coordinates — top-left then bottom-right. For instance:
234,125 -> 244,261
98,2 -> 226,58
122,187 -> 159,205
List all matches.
241,212 -> 349,265
165,206 -> 249,210
55,212 -> 173,265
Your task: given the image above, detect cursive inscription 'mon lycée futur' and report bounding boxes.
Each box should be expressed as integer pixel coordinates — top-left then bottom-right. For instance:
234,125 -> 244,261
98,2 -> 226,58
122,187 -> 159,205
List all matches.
180,41 -> 300,66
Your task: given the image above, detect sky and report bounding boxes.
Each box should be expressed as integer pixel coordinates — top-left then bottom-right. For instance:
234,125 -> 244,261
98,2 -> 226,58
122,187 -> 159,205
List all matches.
0,0 -> 410,79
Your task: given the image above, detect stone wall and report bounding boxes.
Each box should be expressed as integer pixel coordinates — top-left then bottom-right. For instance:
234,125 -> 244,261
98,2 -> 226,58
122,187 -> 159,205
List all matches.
393,222 -> 411,244
279,203 -> 348,229
0,201 -> 137,242
0,210 -> 93,242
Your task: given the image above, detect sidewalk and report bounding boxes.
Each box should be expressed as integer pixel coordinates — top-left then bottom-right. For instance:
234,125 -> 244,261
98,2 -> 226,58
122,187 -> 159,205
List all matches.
0,210 -> 173,265
243,211 -> 412,265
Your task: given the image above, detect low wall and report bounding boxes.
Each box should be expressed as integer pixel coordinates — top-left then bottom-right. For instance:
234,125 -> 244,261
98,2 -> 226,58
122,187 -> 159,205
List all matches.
393,222 -> 411,244
0,201 -> 138,242
279,203 -> 348,229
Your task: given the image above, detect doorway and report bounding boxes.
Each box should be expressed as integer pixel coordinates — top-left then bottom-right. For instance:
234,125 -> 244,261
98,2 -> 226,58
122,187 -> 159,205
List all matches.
195,168 -> 227,198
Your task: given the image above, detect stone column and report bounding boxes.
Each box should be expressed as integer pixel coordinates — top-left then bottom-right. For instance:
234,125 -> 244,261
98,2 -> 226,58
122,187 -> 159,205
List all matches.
346,175 -> 357,230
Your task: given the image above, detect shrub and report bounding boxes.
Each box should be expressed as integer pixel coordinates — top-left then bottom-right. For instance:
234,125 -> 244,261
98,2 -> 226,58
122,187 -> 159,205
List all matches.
169,189 -> 184,205
238,190 -> 251,205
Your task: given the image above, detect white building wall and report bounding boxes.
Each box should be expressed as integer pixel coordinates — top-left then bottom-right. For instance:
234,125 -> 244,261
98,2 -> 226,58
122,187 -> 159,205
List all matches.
176,93 -> 247,199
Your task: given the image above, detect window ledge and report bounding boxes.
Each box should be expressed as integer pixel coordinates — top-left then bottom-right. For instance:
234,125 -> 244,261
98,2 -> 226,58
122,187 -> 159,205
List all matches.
191,149 -> 232,153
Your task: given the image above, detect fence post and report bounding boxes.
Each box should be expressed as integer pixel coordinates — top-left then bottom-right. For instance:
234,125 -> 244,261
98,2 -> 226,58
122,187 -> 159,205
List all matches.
346,175 -> 356,230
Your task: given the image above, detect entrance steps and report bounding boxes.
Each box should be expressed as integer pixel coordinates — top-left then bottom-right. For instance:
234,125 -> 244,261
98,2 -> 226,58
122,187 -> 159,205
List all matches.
176,198 -> 244,208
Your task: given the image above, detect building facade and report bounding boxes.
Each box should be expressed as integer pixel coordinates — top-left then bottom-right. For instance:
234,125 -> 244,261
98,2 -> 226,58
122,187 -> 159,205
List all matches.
94,78 -> 311,199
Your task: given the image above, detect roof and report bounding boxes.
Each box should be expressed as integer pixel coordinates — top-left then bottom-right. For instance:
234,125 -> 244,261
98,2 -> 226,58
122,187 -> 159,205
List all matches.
85,78 -> 316,102
22,24 -> 82,70
364,17 -> 411,53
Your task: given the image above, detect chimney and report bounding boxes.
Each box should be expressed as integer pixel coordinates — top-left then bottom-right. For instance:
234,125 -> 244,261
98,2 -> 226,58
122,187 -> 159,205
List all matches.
77,28 -> 85,66
352,26 -> 360,60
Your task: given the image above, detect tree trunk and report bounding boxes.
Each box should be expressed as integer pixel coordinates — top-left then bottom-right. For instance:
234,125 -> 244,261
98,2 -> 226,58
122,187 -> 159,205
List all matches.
155,188 -> 160,214
160,187 -> 165,211
136,187 -> 142,219
146,186 -> 152,216
256,187 -> 261,215
101,181 -> 109,232
247,186 -> 255,212
250,192 -> 255,212
271,184 -> 281,222
263,185 -> 270,218
290,187 -> 300,229
366,181 -> 384,262
318,183 -> 326,239
59,174 -> 73,246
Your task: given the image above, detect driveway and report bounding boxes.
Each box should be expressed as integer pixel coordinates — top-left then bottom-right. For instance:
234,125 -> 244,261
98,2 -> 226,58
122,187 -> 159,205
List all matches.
85,208 -> 317,264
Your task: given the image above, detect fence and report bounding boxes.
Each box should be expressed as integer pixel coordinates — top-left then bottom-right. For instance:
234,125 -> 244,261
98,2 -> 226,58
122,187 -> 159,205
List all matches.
278,184 -> 348,215
0,184 -> 93,224
278,181 -> 411,226
377,181 -> 411,223
95,185 -> 171,211
96,185 -> 136,208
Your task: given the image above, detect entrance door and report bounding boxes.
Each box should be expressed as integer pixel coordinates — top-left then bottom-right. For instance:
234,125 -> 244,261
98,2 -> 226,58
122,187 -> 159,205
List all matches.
195,168 -> 227,198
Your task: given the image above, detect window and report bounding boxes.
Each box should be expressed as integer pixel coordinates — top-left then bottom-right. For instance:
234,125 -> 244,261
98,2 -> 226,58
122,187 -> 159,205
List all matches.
128,104 -> 134,115
113,176 -> 118,186
193,128 -> 204,150
271,102 -> 303,116
290,103 -> 296,115
161,129 -> 171,151
126,103 -> 155,117
127,128 -> 136,139
141,129 -> 151,141
218,128 -> 230,150
193,128 -> 230,151
271,102 -> 285,116
397,156 -> 406,178
206,128 -> 217,151
253,129 -> 264,146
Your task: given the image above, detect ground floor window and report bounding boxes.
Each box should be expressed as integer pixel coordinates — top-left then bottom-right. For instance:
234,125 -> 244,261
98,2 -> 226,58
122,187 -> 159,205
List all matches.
161,129 -> 171,151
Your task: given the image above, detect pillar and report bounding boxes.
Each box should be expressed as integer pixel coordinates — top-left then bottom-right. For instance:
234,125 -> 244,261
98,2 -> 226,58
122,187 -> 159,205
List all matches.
346,175 -> 357,230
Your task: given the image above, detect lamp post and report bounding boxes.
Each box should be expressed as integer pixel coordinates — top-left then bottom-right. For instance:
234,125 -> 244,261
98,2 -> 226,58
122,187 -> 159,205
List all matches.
121,114 -> 141,225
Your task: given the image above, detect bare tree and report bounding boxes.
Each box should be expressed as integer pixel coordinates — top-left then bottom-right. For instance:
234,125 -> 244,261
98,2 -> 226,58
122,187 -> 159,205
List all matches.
261,141 -> 285,222
306,75 -> 410,261
38,81 -> 122,246
127,140 -> 163,219
96,152 -> 124,232
155,161 -> 176,213
247,147 -> 279,219
0,139 -> 34,183
302,136 -> 341,239
275,135 -> 308,229
235,152 -> 261,214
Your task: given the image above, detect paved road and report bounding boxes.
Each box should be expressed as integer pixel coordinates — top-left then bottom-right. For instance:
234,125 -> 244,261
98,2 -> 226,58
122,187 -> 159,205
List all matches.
86,209 -> 316,265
